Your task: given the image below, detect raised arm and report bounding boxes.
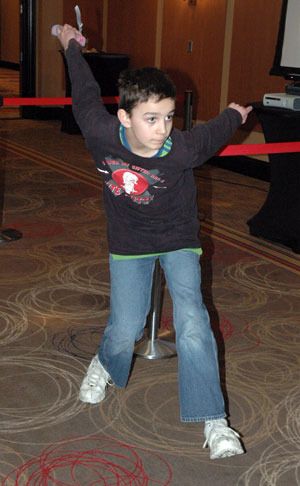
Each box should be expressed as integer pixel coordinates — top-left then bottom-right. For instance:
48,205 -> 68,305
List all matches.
56,24 -> 111,138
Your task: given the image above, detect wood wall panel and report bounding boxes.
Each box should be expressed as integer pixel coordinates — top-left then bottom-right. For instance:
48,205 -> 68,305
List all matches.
228,0 -> 286,105
36,0 -> 64,97
63,0 -> 104,52
106,0 -> 158,66
161,0 -> 227,120
0,0 -> 19,63
59,1 -> 288,123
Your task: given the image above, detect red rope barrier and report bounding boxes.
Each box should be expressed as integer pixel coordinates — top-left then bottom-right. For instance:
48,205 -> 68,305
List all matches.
1,95 -> 185,107
2,96 -> 300,156
218,141 -> 300,157
2,96 -> 119,106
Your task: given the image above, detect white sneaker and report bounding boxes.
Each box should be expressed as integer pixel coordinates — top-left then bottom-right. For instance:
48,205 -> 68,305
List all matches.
203,419 -> 245,460
79,355 -> 111,404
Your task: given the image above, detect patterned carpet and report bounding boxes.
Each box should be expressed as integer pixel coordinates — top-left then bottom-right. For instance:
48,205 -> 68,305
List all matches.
0,118 -> 299,485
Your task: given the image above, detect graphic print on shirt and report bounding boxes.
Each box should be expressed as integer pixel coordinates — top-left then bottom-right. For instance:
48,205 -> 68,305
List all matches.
97,156 -> 167,205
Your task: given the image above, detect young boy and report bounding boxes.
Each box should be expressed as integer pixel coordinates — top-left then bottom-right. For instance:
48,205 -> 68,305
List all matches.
57,24 -> 252,460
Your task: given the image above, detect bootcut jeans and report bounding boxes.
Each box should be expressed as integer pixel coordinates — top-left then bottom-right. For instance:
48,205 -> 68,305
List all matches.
98,249 -> 226,422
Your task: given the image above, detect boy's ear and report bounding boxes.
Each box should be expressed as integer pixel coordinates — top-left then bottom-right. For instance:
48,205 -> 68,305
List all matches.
117,108 -> 131,128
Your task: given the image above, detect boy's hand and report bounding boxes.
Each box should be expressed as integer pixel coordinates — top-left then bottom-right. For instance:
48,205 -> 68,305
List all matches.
57,24 -> 84,51
228,103 -> 253,124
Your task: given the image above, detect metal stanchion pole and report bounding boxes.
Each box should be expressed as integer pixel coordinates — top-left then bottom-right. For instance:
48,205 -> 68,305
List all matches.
134,260 -> 176,359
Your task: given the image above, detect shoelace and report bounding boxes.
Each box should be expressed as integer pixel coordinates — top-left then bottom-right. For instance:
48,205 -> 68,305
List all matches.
87,363 -> 113,388
203,426 -> 240,448
87,371 -> 104,387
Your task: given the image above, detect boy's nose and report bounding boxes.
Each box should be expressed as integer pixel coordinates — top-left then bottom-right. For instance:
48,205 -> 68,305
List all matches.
156,121 -> 167,134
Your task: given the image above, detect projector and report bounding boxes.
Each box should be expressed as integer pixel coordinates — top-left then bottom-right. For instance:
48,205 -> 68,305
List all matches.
263,93 -> 300,110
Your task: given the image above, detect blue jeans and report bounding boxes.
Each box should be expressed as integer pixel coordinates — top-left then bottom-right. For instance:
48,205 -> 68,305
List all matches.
98,250 -> 225,422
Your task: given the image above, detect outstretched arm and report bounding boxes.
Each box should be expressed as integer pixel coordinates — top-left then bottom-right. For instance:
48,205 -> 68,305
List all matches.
185,103 -> 253,167
228,102 -> 253,124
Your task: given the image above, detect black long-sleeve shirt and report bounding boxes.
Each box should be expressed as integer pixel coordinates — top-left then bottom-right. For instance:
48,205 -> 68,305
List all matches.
65,40 -> 242,255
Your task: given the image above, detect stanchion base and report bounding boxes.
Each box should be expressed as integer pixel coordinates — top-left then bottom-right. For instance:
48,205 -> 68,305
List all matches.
0,228 -> 22,244
134,337 -> 177,360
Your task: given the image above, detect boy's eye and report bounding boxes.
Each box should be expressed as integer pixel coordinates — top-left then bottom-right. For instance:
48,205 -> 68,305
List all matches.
147,117 -> 157,123
145,114 -> 174,124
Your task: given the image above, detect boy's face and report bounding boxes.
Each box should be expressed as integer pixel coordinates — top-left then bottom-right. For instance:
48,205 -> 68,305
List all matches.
118,96 -> 175,157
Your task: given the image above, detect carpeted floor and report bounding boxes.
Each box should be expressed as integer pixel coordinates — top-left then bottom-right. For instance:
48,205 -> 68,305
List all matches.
0,117 -> 299,485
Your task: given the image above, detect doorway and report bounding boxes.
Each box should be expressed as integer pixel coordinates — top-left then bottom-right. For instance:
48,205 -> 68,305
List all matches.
20,0 -> 36,117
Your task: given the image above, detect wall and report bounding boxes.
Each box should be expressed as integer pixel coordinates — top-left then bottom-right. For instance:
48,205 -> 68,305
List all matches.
106,0 -> 158,67
0,0 -> 288,153
0,0 -> 20,64
161,0 -> 227,119
228,0 -> 285,105
225,0 -> 285,153
36,0 -> 64,97
103,0 -> 285,158
36,0 -> 104,98
63,0 -> 104,52
104,0 -> 285,123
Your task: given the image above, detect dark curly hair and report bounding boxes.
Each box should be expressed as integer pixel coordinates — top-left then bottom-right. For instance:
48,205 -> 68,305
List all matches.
118,67 -> 176,113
